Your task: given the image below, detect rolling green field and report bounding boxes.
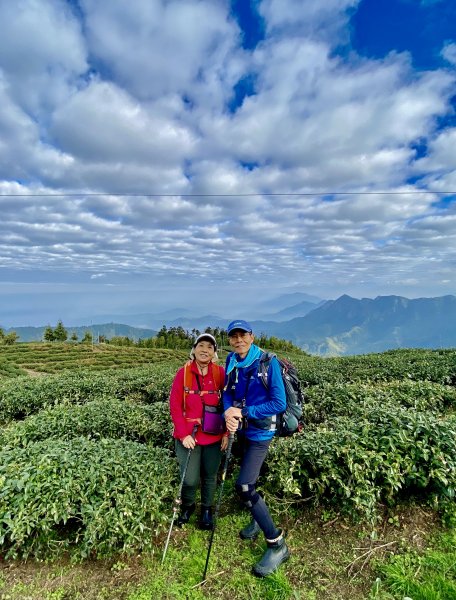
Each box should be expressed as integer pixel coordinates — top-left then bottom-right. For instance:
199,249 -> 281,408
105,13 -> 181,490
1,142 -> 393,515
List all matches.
0,343 -> 455,599
0,342 -> 187,377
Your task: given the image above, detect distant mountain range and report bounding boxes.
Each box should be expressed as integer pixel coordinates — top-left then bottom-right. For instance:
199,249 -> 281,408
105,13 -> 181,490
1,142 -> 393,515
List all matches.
86,293 -> 323,329
248,294 -> 456,355
5,293 -> 456,355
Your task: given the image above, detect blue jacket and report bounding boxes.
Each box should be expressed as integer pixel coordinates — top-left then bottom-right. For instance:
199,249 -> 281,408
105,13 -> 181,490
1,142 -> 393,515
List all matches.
223,352 -> 286,441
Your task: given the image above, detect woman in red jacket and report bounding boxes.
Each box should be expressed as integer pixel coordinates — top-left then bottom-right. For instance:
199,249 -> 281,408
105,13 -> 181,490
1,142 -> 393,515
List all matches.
169,333 -> 228,529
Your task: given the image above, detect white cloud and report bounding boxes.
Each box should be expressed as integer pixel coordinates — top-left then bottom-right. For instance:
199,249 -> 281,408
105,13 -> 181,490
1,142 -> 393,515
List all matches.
0,0 -> 455,317
0,0 -> 87,117
196,44 -> 454,192
442,42 -> 456,66
259,0 -> 359,42
79,0 -> 244,105
51,80 -> 195,163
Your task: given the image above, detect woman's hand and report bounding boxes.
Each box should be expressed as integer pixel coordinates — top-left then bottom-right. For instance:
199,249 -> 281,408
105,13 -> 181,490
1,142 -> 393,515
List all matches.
221,435 -> 229,451
181,435 -> 196,449
224,406 -> 242,433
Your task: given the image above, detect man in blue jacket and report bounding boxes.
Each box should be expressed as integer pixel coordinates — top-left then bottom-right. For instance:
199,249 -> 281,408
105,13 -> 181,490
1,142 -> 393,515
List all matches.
223,319 -> 290,577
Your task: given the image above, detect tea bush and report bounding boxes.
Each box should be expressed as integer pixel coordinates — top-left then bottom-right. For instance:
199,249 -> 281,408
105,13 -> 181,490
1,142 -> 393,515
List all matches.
303,380 -> 456,425
0,343 -> 187,377
0,365 -> 177,423
0,399 -> 172,448
1,346 -> 456,561
266,407 -> 456,522
0,437 -> 177,559
292,348 -> 456,386
0,359 -> 27,378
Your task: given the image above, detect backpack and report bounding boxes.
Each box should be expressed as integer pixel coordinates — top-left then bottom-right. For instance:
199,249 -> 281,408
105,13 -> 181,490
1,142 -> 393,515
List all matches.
259,352 -> 304,436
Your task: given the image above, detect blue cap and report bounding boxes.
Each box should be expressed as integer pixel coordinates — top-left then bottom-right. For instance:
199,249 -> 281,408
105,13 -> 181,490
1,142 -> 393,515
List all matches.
227,320 -> 253,335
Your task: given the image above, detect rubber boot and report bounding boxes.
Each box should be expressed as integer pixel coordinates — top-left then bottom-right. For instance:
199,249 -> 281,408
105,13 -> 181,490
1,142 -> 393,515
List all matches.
252,531 -> 290,577
176,503 -> 195,527
239,519 -> 261,540
199,507 -> 214,530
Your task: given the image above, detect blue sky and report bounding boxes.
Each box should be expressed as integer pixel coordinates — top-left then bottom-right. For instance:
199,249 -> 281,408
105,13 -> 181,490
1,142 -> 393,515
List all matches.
0,0 -> 455,327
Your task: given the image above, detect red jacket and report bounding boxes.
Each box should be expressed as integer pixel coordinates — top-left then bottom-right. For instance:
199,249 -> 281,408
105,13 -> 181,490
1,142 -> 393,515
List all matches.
169,360 -> 226,445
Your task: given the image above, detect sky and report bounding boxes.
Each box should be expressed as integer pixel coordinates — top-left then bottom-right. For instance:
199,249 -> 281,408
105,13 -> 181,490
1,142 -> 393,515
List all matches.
0,0 -> 456,327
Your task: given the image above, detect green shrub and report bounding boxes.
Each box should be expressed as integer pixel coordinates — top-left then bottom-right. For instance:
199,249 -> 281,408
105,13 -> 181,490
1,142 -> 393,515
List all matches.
0,437 -> 177,559
0,343 -> 187,379
303,380 -> 456,425
292,349 -> 456,386
0,365 -> 177,423
266,408 -> 456,522
0,399 -> 173,449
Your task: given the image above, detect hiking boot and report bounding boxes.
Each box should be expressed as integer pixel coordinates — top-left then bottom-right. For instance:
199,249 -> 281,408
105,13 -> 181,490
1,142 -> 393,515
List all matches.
176,503 -> 195,527
199,507 -> 214,530
239,519 -> 261,540
252,531 -> 290,577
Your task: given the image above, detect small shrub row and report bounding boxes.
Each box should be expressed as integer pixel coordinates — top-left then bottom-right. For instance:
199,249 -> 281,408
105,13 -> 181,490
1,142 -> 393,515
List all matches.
303,380 -> 456,425
266,407 -> 456,522
0,399 -> 173,449
0,365 -> 178,423
292,348 -> 456,386
0,361 -> 27,378
0,343 -> 187,378
0,437 -> 177,559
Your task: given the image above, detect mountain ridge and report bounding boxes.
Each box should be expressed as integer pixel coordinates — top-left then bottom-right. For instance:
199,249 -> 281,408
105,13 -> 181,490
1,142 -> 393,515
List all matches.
252,294 -> 456,355
4,293 -> 456,355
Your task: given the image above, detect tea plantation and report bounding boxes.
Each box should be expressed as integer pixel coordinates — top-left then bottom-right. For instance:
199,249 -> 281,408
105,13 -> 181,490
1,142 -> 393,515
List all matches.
0,343 -> 455,599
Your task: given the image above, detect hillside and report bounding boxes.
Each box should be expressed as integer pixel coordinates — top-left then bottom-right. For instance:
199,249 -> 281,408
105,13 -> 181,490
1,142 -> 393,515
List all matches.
0,345 -> 455,599
0,343 -> 186,377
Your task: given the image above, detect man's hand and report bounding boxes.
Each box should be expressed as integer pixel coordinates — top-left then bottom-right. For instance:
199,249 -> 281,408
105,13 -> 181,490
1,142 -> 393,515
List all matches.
224,406 -> 243,433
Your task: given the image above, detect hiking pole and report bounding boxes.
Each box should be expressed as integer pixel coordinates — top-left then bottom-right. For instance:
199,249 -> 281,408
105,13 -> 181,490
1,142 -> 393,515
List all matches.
202,430 -> 235,582
162,424 -> 198,564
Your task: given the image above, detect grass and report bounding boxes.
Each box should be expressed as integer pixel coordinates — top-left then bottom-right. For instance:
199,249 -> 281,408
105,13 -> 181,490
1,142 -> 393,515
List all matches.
371,528 -> 456,600
0,557 -> 146,599
0,496 -> 445,600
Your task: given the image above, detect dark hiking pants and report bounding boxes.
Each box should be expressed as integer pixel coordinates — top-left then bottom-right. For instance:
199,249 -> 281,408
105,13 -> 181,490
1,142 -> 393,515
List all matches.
235,436 -> 280,540
175,439 -> 223,508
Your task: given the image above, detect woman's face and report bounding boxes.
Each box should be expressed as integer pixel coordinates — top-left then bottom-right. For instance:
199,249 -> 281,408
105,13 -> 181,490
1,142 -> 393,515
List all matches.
194,340 -> 215,365
228,330 -> 254,359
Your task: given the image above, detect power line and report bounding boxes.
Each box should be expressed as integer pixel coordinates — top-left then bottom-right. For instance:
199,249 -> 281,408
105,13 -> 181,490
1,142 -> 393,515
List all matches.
1,191 -> 455,197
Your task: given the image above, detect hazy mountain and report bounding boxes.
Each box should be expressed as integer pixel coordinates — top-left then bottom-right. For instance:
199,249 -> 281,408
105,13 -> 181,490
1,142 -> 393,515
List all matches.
6,294 -> 456,355
86,309 -> 193,329
73,293 -> 324,330
8,323 -> 157,343
256,292 -> 324,314
250,294 -> 456,355
261,299 -> 325,321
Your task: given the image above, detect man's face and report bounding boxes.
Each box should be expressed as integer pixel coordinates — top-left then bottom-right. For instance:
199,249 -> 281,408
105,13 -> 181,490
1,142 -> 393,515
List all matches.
228,330 -> 255,358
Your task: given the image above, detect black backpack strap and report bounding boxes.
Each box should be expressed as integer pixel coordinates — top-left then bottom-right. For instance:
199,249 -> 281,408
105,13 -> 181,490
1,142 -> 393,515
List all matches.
258,351 -> 276,391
